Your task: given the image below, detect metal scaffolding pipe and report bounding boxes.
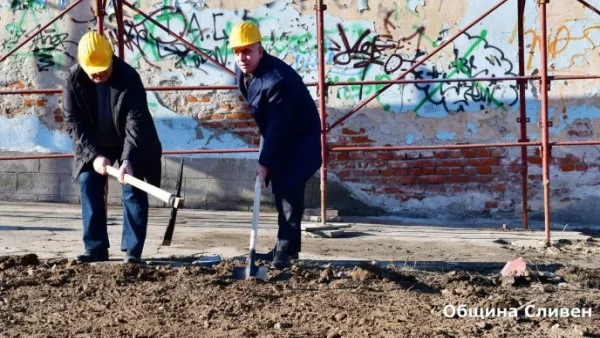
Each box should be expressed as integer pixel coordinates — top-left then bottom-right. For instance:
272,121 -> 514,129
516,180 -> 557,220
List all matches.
96,0 -> 104,33
327,75 -> 540,87
538,0 -> 552,245
517,0 -> 529,230
316,0 -> 328,225
577,0 -> 600,16
122,0 -> 235,77
327,0 -> 508,132
330,141 -> 540,152
116,0 -> 125,59
0,0 -> 84,64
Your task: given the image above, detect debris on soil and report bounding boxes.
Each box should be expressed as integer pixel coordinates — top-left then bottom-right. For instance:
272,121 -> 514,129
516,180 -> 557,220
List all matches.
0,255 -> 599,337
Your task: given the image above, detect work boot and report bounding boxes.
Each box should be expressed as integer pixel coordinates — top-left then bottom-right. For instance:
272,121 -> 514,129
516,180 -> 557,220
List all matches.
76,249 -> 109,263
123,250 -> 141,264
272,250 -> 291,269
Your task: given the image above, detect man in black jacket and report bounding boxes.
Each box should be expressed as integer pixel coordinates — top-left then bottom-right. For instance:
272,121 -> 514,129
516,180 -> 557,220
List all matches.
229,22 -> 323,268
62,32 -> 162,263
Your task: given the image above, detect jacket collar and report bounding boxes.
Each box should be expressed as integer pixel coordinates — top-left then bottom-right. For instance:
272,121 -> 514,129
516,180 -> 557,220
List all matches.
237,52 -> 271,103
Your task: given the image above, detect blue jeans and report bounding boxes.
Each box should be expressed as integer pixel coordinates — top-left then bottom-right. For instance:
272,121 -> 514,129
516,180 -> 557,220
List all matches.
79,167 -> 148,257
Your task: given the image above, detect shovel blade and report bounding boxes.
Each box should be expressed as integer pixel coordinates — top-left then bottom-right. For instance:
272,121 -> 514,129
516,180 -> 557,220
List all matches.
232,264 -> 268,281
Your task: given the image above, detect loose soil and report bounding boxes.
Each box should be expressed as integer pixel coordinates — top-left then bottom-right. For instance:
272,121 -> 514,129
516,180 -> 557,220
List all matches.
1,237 -> 600,338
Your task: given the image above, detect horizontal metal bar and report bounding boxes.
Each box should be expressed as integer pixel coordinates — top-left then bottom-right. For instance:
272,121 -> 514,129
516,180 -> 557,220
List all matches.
330,142 -> 540,152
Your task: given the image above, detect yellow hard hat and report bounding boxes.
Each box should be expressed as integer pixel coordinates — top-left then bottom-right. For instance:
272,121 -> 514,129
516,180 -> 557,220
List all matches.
228,22 -> 262,49
77,32 -> 113,75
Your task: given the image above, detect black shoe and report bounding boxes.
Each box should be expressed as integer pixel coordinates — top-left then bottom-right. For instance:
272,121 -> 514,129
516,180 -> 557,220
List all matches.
123,250 -> 141,264
76,249 -> 109,262
272,251 -> 292,269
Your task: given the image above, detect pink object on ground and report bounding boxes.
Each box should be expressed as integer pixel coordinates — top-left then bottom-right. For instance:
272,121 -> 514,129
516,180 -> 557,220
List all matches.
501,257 -> 527,277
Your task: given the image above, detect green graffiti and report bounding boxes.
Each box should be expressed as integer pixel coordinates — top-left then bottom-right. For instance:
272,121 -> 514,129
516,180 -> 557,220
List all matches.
10,0 -> 46,10
413,29 -> 505,112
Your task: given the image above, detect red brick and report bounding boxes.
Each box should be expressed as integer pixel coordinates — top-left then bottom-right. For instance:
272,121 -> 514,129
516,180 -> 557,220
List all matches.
390,176 -> 415,185
477,149 -> 491,157
378,152 -> 393,160
560,164 -> 575,172
409,159 -> 439,168
393,152 -> 406,160
342,127 -> 365,135
448,167 -> 463,175
450,186 -> 465,193
365,169 -> 379,176
575,164 -> 589,171
409,168 -> 422,176
201,96 -> 211,102
352,136 -> 375,143
389,161 -> 407,169
507,165 -> 522,173
463,149 -> 477,158
436,167 -> 449,175
485,201 -> 498,208
427,186 -> 447,193
381,169 -> 394,177
422,167 -> 436,175
373,160 -> 386,167
492,184 -> 506,192
185,95 -> 199,103
469,158 -> 498,166
528,156 -> 542,164
474,176 -> 494,183
406,152 -> 420,160
343,162 -> 356,169
491,166 -> 504,174
23,99 -> 36,107
384,187 -> 401,194
440,159 -> 468,167
477,166 -> 492,174
449,150 -> 463,158
227,112 -> 252,120
336,152 -> 350,161
36,99 -> 47,107
434,151 -> 449,159
54,115 -> 63,123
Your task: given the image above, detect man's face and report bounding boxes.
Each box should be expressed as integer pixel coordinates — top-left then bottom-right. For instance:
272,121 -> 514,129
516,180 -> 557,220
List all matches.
233,43 -> 263,74
88,61 -> 113,84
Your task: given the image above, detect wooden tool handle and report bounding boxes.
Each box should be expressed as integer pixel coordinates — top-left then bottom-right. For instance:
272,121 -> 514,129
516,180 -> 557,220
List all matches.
105,166 -> 183,208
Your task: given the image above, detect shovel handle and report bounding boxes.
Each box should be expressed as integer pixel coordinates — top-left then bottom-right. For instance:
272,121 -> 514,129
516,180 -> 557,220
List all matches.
249,176 -> 261,250
105,166 -> 183,208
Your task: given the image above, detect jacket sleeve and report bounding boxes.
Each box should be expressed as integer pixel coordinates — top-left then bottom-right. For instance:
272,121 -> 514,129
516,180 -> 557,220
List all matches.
120,73 -> 154,165
61,80 -> 100,164
258,78 -> 295,169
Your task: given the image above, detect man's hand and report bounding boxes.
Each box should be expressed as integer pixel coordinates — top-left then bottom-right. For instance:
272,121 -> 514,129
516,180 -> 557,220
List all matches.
118,161 -> 133,184
255,164 -> 268,189
92,156 -> 111,175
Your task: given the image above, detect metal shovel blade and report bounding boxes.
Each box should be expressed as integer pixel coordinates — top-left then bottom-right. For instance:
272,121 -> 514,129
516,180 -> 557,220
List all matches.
232,250 -> 268,281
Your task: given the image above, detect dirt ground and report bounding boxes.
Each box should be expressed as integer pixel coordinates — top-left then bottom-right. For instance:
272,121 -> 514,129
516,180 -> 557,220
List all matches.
1,236 -> 600,337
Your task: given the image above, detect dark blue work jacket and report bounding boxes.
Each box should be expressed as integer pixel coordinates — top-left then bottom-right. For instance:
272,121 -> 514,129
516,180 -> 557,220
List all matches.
237,52 -> 322,193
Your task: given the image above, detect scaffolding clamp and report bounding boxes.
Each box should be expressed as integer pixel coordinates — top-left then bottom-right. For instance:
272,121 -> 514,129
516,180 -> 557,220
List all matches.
314,4 -> 327,11
517,117 -> 530,123
537,121 -> 553,128
537,0 -> 549,3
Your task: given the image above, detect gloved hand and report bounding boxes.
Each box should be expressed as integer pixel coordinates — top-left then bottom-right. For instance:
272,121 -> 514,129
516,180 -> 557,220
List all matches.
92,156 -> 111,175
118,160 -> 133,184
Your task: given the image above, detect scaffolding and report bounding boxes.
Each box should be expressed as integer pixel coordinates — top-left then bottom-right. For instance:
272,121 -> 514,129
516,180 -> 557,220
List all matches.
2,0 -> 600,245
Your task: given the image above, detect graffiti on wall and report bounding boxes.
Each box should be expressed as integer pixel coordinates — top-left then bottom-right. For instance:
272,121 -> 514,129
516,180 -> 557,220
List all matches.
0,0 -> 596,113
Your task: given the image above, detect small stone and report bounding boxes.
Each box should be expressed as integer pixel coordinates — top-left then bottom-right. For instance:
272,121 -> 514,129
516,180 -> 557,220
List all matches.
334,313 -> 346,322
477,321 -> 492,330
203,320 -> 209,328
274,322 -> 292,329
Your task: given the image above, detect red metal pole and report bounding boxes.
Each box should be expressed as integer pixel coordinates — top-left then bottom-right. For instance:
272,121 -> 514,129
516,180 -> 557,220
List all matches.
330,141 -> 540,152
116,0 -> 125,58
538,0 -> 551,245
0,0 -> 84,63
121,0 -> 235,77
96,0 -> 103,33
577,0 -> 600,16
327,75 -> 539,87
517,0 -> 529,230
328,0 -> 508,131
316,0 -> 328,225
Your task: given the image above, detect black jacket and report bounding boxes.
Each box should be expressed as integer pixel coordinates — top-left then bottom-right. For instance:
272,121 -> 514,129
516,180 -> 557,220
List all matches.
237,52 -> 322,193
62,56 -> 162,186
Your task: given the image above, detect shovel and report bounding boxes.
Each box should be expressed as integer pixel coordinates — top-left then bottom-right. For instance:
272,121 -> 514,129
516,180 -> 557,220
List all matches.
233,175 -> 268,281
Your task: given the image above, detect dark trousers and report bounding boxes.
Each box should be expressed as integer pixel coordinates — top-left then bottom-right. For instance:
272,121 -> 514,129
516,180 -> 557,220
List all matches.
274,182 -> 305,254
79,164 -> 149,257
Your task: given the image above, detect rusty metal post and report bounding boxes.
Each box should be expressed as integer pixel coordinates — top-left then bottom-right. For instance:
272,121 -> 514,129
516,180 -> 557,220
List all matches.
538,0 -> 551,245
116,0 -> 125,58
96,0 -> 104,33
316,0 -> 328,225
517,0 -> 529,230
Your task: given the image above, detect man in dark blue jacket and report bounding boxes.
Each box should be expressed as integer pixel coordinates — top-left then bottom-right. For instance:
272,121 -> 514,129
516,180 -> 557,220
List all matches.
62,32 -> 162,264
229,22 -> 322,268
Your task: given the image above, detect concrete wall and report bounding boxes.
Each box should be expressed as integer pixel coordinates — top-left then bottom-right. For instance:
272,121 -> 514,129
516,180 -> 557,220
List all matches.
1,0 -> 600,223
